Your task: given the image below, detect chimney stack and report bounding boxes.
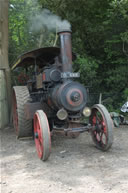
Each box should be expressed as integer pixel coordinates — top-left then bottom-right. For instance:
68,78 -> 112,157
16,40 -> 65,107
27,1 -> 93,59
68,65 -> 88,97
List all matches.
57,29 -> 72,73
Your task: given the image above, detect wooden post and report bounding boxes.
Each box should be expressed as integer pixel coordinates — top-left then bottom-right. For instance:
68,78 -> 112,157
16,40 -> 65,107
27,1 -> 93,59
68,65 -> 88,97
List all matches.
99,93 -> 102,104
0,0 -> 11,128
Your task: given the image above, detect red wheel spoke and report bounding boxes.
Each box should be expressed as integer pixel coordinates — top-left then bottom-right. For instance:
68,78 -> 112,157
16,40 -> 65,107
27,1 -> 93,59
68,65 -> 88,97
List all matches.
96,114 -> 101,123
94,128 -> 107,146
102,122 -> 107,134
93,116 -> 96,124
100,132 -> 104,142
96,133 -> 100,142
90,104 -> 113,151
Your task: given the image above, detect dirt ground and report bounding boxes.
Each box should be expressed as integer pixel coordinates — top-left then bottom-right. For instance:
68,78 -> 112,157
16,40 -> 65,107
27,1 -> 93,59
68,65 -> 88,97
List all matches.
1,125 -> 128,193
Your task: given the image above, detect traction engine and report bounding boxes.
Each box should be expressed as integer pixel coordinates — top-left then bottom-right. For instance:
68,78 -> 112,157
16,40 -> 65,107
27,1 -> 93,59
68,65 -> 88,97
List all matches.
12,29 -> 113,161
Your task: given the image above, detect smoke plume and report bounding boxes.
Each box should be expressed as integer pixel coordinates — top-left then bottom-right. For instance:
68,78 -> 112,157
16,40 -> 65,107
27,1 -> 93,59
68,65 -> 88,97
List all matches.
30,9 -> 71,32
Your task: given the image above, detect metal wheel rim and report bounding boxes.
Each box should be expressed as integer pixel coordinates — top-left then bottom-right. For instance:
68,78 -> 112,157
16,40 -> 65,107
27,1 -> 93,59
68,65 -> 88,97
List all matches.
91,108 -> 108,148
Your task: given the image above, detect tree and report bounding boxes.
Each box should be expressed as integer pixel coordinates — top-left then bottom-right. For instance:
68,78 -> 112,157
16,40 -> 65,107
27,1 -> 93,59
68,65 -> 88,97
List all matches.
9,0 -> 128,111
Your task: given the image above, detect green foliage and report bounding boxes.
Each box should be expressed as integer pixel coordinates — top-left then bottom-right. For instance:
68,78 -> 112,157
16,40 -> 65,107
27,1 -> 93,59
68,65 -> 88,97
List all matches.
74,55 -> 99,89
105,65 -> 128,92
123,88 -> 128,101
9,0 -> 57,66
9,0 -> 128,111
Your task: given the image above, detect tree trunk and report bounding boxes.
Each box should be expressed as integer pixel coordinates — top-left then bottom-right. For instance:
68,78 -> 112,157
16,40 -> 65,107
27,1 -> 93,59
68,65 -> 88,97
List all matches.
0,0 -> 11,128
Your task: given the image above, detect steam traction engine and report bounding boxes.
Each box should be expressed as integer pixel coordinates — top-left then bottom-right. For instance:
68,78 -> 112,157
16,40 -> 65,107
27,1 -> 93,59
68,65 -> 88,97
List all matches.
12,29 -> 113,161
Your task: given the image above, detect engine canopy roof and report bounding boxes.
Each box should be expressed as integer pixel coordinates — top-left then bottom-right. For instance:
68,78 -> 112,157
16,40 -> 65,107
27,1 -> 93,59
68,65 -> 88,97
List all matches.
11,47 -> 76,70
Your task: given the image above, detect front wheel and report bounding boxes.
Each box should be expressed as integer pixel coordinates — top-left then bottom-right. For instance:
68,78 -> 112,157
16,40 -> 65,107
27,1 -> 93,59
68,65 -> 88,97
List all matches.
90,104 -> 113,151
34,110 -> 51,161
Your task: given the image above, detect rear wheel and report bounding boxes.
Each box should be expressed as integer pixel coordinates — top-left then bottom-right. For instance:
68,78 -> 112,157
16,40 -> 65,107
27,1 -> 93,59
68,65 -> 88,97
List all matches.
34,110 -> 51,161
90,104 -> 113,151
12,86 -> 32,138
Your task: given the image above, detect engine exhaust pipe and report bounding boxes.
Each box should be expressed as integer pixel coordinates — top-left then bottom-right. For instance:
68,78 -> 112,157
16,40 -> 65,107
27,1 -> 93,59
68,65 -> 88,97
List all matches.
57,29 -> 72,73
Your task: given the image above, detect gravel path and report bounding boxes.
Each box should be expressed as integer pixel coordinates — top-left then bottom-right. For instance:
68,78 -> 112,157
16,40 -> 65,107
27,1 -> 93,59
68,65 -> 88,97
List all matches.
1,126 -> 128,193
